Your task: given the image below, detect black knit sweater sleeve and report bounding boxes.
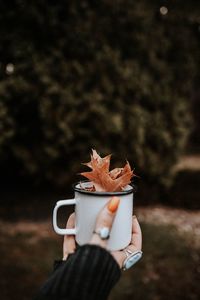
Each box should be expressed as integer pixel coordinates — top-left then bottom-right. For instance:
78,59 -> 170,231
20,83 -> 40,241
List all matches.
34,244 -> 121,300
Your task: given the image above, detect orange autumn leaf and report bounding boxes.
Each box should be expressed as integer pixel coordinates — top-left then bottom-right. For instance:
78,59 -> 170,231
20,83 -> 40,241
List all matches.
81,149 -> 134,192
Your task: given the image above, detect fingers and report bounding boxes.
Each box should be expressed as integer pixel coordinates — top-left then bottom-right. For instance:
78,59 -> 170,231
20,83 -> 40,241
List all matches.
131,215 -> 142,250
90,197 -> 120,248
111,215 -> 142,268
122,215 -> 142,260
63,213 -> 76,260
123,215 -> 142,254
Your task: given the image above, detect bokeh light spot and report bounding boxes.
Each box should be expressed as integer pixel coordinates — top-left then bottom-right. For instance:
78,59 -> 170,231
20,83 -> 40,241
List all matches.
160,6 -> 168,15
6,63 -> 15,75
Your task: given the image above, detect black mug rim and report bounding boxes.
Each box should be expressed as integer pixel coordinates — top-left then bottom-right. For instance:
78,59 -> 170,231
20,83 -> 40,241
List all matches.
73,180 -> 135,196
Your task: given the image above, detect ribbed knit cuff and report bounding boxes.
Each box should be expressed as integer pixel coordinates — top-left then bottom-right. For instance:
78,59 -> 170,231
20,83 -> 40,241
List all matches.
53,260 -> 64,271
35,244 -> 121,300
70,244 -> 121,300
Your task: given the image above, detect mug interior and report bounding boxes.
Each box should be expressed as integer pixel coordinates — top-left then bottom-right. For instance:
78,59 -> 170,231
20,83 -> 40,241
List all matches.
73,181 -> 134,196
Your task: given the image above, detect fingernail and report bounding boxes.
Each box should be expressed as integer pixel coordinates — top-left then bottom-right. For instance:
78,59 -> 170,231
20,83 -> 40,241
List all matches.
133,215 -> 137,219
108,197 -> 120,213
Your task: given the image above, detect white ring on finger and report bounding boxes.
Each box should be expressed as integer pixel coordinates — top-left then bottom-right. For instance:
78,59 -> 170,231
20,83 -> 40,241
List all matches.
93,227 -> 110,240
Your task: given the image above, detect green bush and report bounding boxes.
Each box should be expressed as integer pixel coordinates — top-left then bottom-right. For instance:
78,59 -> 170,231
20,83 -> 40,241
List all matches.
0,1 -> 199,188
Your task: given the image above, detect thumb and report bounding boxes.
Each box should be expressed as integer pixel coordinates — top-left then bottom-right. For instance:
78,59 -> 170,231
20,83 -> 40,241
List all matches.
90,196 -> 120,248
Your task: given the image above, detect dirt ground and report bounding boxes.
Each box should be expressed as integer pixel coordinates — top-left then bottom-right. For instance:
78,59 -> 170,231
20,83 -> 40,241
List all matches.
1,205 -> 200,300
1,205 -> 199,246
174,155 -> 200,172
138,206 -> 200,248
0,155 -> 199,300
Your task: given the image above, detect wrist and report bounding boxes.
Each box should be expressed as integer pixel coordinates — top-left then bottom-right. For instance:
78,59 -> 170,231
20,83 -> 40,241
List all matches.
111,252 -> 124,269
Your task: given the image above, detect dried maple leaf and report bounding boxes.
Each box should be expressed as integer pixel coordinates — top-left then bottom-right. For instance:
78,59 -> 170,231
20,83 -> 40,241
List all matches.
81,149 -> 134,192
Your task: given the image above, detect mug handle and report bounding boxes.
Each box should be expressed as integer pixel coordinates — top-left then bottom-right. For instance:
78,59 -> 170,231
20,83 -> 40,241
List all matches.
53,199 -> 76,235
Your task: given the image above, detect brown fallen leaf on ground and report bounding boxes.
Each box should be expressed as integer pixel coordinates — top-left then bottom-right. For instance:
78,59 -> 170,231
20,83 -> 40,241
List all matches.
80,149 -> 135,192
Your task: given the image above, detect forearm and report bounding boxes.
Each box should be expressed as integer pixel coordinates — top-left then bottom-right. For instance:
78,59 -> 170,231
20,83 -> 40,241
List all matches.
34,244 -> 121,300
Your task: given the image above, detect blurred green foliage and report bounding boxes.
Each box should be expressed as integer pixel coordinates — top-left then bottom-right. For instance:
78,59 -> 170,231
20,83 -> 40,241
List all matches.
0,1 -> 199,188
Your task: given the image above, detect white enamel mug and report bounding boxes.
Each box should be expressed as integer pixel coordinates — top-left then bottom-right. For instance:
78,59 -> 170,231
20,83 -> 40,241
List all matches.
53,181 -> 134,251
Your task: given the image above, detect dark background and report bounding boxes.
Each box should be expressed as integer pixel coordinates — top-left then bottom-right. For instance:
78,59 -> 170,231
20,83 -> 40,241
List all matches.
0,1 -> 199,300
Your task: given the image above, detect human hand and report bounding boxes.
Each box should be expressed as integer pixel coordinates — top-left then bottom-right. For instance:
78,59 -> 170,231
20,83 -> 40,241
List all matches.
62,197 -> 142,269
111,215 -> 142,269
89,197 -> 142,268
